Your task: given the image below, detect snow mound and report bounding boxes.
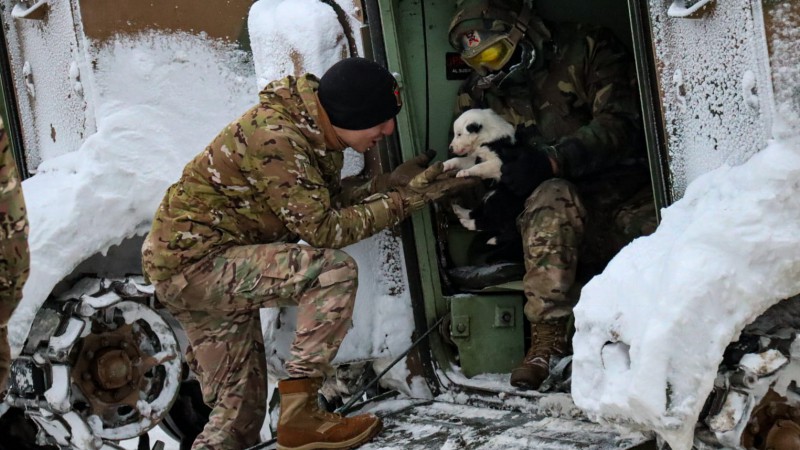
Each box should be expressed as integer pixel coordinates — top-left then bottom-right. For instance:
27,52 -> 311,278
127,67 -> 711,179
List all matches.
572,137 -> 800,450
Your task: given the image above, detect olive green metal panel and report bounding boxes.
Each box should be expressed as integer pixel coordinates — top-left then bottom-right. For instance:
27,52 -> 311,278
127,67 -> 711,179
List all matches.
628,0 -> 670,215
377,0 -> 658,377
378,0 -> 463,322
377,1 -> 451,377
449,294 -> 525,377
378,0 -> 462,159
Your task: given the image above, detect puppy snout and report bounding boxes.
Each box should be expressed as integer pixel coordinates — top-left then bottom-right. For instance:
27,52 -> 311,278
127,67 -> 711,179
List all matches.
447,144 -> 464,156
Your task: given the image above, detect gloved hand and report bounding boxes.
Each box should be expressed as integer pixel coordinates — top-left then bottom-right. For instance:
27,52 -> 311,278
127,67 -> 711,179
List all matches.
372,149 -> 437,192
500,147 -> 555,198
393,161 -> 481,215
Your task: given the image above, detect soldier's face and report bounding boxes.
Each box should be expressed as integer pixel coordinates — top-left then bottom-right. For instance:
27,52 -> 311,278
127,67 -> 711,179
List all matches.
334,119 -> 396,153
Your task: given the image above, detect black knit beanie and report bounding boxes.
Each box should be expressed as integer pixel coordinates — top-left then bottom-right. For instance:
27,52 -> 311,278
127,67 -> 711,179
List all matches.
318,57 -> 402,130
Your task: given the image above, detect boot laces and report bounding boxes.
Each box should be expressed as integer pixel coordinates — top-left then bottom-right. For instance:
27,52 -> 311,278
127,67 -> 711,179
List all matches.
527,321 -> 566,361
312,403 -> 344,423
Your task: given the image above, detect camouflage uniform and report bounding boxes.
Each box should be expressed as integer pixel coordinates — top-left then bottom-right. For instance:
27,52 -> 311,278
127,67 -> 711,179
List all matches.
142,74 -> 408,450
456,21 -> 657,323
0,118 -> 29,390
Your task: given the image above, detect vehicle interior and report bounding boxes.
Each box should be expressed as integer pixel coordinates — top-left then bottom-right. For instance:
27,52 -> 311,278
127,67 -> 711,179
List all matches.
370,0 -> 663,391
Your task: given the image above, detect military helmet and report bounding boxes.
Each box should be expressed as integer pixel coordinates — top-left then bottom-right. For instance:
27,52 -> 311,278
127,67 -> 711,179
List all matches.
448,0 -> 536,74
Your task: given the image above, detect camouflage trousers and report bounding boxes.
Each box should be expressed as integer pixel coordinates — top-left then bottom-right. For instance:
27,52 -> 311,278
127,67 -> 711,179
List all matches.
0,288 -> 22,390
0,325 -> 10,391
154,243 -> 358,450
519,177 -> 656,323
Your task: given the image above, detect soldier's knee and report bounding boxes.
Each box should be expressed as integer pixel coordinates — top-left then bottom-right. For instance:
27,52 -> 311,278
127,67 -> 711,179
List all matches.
316,250 -> 358,316
524,179 -> 578,209
325,249 -> 359,283
337,249 -> 358,272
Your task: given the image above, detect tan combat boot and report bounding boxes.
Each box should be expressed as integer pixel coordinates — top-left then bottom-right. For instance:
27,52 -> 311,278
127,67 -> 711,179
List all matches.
509,318 -> 570,390
276,377 -> 382,450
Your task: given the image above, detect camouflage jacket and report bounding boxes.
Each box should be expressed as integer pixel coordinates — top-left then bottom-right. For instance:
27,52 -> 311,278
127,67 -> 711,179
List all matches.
142,74 -> 404,282
456,22 -> 644,179
0,118 -> 29,326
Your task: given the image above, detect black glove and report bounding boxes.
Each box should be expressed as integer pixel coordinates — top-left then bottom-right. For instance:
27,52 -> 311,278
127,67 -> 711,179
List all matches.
500,147 -> 554,198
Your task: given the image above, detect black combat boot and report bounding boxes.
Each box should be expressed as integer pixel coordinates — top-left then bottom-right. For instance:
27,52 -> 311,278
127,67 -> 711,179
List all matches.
510,317 -> 570,390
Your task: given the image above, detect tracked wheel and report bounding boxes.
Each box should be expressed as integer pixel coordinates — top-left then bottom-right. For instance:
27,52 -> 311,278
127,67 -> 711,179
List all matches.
70,300 -> 182,441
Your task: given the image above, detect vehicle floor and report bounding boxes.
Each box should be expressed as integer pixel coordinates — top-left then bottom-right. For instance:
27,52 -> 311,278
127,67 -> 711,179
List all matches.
354,398 -> 654,450
248,395 -> 656,450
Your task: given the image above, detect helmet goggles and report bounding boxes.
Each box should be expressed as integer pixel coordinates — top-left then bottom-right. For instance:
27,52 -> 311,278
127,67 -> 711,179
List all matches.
459,30 -> 516,73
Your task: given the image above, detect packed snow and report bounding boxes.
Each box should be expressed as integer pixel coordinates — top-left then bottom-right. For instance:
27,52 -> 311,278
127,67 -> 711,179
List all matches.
571,3 -> 800,449
572,134 -> 800,450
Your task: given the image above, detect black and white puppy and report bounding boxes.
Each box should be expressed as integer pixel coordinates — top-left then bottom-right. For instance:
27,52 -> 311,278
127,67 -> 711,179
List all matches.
444,108 -> 514,180
445,108 -> 529,262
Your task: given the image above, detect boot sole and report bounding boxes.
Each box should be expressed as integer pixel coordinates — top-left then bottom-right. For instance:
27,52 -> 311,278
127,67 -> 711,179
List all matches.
510,379 -> 540,390
510,372 -> 546,391
276,419 -> 383,450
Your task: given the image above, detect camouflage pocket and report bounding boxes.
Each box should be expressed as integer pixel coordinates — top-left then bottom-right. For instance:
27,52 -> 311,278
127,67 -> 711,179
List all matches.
318,265 -> 354,288
154,273 -> 189,309
191,339 -> 228,405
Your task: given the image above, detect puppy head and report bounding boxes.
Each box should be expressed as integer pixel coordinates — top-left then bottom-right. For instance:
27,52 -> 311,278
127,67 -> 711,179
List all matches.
449,108 -> 515,156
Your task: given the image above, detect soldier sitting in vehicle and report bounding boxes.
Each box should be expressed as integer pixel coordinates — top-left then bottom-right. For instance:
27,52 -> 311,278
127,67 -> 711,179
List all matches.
447,0 -> 657,391
141,57 -> 477,450
0,118 -> 29,395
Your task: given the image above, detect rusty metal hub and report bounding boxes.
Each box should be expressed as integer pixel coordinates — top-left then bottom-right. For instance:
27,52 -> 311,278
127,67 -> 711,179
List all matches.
92,348 -> 133,390
73,323 -> 147,409
67,301 -> 181,441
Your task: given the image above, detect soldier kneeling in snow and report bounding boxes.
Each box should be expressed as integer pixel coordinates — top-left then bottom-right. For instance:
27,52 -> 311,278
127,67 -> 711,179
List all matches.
142,58 -> 477,450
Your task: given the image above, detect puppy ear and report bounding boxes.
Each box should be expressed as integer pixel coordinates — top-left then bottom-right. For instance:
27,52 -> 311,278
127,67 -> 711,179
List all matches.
466,122 -> 483,134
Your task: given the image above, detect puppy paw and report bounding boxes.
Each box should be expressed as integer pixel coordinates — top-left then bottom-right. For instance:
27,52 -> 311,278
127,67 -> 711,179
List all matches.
451,204 -> 476,230
442,159 -> 457,172
486,237 -> 497,246
460,218 -> 476,230
452,204 -> 469,218
456,169 -> 471,178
